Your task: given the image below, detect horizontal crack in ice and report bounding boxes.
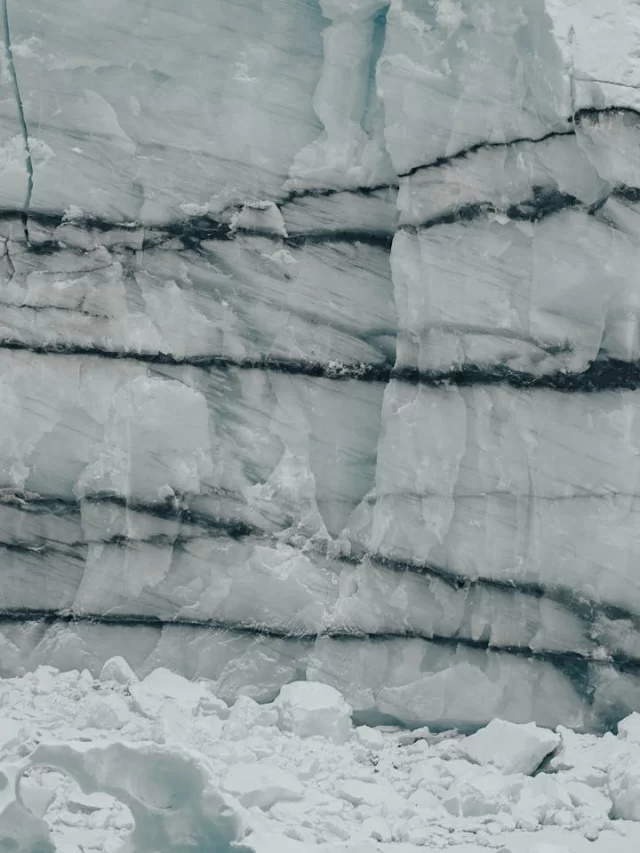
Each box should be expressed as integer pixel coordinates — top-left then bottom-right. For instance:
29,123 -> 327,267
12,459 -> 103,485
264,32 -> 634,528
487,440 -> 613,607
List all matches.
1,0 -> 33,242
5,338 -> 640,393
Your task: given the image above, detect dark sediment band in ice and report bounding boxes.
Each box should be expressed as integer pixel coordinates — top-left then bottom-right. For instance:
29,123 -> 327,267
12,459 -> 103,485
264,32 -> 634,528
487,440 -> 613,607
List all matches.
4,493 -> 640,654
398,127 -> 576,179
402,184 -> 640,231
5,337 -> 640,393
398,106 -> 640,179
0,606 -> 610,677
401,187 -> 583,231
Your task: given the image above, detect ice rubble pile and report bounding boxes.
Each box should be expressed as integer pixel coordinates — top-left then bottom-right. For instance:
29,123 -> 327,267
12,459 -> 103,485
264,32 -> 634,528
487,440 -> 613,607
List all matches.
3,664 -> 640,853
4,0 -> 640,729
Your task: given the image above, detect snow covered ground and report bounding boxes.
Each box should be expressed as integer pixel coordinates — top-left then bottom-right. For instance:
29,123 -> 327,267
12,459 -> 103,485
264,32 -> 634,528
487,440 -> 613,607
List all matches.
2,662 -> 640,853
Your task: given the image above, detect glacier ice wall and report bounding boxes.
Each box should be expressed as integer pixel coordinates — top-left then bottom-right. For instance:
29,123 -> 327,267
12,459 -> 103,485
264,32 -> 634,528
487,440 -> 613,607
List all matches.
3,0 -> 640,730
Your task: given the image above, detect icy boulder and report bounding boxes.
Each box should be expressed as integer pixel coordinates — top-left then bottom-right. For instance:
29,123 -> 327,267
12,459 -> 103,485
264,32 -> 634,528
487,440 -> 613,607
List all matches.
28,741 -> 246,852
99,656 -> 139,687
273,681 -> 353,743
609,751 -> 640,821
443,767 -> 524,818
138,668 -> 212,705
222,764 -> 304,810
0,758 -> 54,853
224,695 -> 279,739
462,719 -> 560,775
74,693 -> 130,730
617,712 -> 640,744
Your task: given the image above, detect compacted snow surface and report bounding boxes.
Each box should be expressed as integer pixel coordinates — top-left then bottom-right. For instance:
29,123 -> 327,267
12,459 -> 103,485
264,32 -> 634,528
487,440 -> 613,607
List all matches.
2,663 -> 640,853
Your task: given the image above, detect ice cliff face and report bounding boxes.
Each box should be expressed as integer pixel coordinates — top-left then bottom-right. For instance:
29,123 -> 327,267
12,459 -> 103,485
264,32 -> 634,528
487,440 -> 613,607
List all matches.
2,0 -> 640,731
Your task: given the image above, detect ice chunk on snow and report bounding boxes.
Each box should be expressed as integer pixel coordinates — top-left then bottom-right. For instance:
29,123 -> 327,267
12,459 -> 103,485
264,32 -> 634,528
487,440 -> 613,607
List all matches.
354,725 -> 384,750
30,740 -> 244,852
511,774 -> 574,829
0,719 -> 26,755
337,779 -> 389,807
617,712 -> 640,744
131,669 -> 229,721
463,719 -> 560,775
75,694 -> 130,730
564,781 -> 611,822
273,681 -> 352,744
443,767 -> 524,818
222,763 -> 304,810
609,749 -> 640,820
99,656 -> 139,686
336,779 -> 412,825
19,777 -> 56,819
408,787 -> 447,815
547,727 -> 614,788
137,668 -> 210,705
224,695 -> 279,739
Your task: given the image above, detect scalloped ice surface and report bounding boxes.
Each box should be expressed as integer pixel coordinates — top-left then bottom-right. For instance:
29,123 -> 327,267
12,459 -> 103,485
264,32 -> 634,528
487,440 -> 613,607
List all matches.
3,0 -> 640,734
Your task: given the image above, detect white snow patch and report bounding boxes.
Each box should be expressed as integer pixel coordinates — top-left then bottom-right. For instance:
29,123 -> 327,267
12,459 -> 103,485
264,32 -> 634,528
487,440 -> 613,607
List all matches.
0,671 -> 637,851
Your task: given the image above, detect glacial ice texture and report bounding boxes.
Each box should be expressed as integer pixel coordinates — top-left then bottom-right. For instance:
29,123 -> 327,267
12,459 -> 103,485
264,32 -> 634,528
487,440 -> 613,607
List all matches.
3,0 -> 640,730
